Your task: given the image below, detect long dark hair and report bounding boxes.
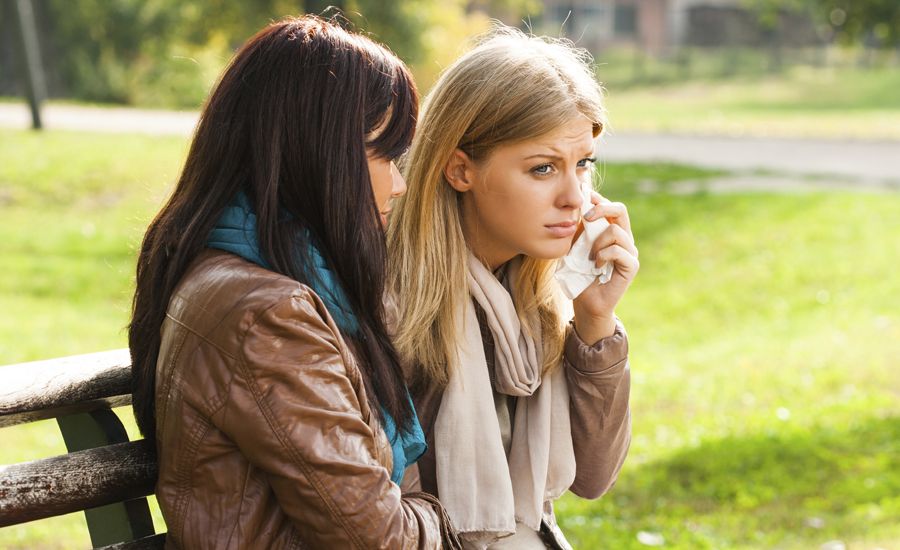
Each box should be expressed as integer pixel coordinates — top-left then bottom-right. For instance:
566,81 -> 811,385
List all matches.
129,16 -> 418,441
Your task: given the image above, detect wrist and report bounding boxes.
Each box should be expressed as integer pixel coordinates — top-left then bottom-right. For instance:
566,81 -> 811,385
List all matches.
572,301 -> 615,325
572,309 -> 617,346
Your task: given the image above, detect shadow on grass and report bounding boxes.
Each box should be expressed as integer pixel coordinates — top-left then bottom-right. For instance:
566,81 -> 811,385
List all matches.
560,415 -> 900,548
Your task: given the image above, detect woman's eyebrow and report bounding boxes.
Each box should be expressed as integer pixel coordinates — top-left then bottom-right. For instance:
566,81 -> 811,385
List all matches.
523,153 -> 564,161
523,150 -> 594,161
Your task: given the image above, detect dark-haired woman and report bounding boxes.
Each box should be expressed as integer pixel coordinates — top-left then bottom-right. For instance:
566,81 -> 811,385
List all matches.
129,16 -> 459,549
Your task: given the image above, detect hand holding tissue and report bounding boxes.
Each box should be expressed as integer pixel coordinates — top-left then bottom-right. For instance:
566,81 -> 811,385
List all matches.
554,187 -> 614,300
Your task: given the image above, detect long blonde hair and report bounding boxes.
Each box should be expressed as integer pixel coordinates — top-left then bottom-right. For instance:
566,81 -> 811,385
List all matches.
387,26 -> 606,389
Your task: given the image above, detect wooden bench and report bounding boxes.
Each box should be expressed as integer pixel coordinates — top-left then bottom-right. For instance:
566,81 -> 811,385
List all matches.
0,349 -> 166,548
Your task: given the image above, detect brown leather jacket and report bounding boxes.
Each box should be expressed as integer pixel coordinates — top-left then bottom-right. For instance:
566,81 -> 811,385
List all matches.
154,250 -> 455,549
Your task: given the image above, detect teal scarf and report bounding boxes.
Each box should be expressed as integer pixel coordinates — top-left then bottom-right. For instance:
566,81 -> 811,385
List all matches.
207,192 -> 425,484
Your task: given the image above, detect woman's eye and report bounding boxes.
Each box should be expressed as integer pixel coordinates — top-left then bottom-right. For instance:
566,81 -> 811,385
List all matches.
531,164 -> 554,176
577,157 -> 597,168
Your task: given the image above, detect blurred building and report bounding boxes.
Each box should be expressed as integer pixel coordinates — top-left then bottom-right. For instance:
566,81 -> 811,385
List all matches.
541,0 -> 821,55
542,0 -> 667,55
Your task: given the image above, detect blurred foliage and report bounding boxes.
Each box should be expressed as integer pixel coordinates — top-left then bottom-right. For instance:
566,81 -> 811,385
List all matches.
27,0 -> 899,108
743,0 -> 900,46
822,0 -> 900,46
35,0 -> 538,107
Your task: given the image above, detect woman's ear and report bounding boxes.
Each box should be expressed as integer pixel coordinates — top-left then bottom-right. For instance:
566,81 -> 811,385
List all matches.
444,149 -> 475,192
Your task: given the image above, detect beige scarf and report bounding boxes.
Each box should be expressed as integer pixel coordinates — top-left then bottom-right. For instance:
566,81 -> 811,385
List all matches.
434,253 -> 576,546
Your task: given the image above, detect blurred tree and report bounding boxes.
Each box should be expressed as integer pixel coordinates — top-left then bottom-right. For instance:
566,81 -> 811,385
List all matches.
467,0 -> 542,21
344,0 -> 425,64
344,0 -> 538,67
28,0 -> 539,107
743,0 -> 900,47
304,0 -> 345,14
36,0 -> 346,105
9,0 -> 47,128
821,0 -> 900,47
45,0 -> 162,102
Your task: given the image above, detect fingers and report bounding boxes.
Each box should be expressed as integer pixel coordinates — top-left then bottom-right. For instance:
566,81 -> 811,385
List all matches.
584,194 -> 638,274
589,222 -> 638,262
584,197 -> 631,234
593,244 -> 640,277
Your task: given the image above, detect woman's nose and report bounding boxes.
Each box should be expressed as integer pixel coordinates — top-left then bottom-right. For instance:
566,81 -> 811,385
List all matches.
557,169 -> 585,210
391,162 -> 407,198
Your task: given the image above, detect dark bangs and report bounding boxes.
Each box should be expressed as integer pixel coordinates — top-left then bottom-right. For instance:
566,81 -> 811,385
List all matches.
365,57 -> 417,160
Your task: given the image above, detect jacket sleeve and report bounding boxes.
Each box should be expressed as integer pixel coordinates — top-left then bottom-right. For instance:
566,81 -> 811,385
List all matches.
564,320 -> 632,499
213,290 -> 454,550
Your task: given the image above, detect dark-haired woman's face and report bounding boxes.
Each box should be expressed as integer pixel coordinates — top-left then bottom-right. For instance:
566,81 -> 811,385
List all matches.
367,152 -> 407,227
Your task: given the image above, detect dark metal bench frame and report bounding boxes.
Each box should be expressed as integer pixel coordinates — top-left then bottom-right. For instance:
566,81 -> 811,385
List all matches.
0,349 -> 165,549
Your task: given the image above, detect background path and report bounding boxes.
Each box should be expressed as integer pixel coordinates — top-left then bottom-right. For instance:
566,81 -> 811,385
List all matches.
599,132 -> 900,185
0,103 -> 198,136
2,102 -> 898,186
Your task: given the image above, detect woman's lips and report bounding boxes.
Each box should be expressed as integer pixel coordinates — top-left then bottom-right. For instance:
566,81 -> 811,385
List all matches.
545,220 -> 578,238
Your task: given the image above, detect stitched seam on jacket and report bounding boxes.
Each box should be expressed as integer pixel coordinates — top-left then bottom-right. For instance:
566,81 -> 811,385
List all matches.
223,461 -> 254,548
563,323 -> 629,375
172,411 -> 213,539
161,321 -> 234,418
156,326 -> 187,438
167,268 -> 282,345
234,293 -> 366,549
565,355 -> 629,378
165,314 -> 237,361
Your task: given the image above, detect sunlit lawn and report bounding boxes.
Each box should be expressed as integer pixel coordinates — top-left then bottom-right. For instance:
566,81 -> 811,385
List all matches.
1,128 -> 898,548
560,166 -> 900,548
601,63 -> 900,140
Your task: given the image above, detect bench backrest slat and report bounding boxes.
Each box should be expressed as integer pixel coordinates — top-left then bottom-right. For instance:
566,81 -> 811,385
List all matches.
0,349 -> 132,428
0,439 -> 157,527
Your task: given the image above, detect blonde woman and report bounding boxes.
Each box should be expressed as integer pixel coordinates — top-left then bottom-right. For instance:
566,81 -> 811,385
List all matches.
388,28 -> 637,549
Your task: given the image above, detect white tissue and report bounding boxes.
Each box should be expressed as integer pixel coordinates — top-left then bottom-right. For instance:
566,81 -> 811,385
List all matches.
555,186 -> 614,300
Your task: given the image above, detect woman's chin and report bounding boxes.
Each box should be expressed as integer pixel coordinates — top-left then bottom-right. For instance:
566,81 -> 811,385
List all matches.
523,242 -> 572,261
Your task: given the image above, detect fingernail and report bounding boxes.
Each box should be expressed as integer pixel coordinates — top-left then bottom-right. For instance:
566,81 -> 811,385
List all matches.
584,208 -> 597,220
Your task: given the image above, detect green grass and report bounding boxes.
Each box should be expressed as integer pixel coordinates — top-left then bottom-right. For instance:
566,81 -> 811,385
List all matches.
0,129 -> 186,362
1,128 -> 899,548
559,174 -> 900,548
0,129 -> 187,548
601,63 -> 900,140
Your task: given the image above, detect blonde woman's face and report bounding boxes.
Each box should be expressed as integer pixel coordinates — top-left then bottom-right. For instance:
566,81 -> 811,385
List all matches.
449,116 -> 596,269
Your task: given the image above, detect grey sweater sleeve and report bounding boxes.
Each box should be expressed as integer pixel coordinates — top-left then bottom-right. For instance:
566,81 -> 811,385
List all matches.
563,320 -> 632,499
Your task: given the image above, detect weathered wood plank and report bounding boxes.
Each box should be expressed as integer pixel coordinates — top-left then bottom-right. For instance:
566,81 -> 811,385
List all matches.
97,533 -> 166,550
0,439 -> 157,527
0,349 -> 132,428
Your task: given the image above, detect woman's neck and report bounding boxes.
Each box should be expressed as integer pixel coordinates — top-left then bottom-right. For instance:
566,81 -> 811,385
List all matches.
460,211 -> 516,271
467,241 -> 515,276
